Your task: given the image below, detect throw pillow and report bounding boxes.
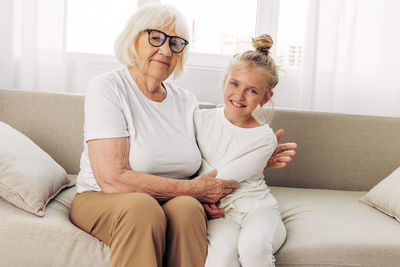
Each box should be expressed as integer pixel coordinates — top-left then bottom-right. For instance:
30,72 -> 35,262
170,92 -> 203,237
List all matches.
360,166 -> 400,222
0,122 -> 73,216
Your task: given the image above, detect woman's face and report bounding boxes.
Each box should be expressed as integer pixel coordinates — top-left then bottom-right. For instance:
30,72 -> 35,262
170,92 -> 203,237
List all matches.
134,27 -> 181,82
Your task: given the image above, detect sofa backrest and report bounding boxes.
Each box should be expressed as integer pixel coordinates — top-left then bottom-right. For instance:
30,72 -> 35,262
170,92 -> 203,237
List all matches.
267,109 -> 400,191
0,89 -> 84,175
1,89 -> 399,191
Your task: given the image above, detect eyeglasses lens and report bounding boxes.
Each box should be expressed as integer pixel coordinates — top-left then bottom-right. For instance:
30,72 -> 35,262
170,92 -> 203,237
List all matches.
170,38 -> 186,53
149,31 -> 166,46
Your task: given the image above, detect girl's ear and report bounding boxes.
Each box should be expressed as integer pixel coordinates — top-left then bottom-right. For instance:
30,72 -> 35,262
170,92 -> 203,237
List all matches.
222,77 -> 228,93
260,91 -> 273,107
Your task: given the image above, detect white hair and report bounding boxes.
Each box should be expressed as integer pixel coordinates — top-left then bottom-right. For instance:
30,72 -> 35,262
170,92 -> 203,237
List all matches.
114,3 -> 190,79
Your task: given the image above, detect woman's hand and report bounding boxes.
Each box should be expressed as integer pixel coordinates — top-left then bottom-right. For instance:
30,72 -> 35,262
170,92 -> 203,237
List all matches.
266,129 -> 298,169
203,203 -> 225,219
191,169 -> 238,203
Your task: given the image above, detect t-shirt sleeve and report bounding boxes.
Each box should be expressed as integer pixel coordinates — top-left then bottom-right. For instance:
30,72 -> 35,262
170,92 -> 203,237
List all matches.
193,109 -> 200,138
84,76 -> 129,142
216,135 -> 277,183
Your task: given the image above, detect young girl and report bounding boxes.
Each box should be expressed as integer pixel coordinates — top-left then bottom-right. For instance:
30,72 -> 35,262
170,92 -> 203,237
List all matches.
194,34 -> 286,267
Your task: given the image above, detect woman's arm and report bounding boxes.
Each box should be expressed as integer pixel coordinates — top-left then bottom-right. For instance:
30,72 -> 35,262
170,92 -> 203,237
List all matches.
266,129 -> 297,169
87,137 -> 238,203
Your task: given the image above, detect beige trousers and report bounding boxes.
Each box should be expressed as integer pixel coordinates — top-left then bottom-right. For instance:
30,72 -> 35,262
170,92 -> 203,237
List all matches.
70,191 -> 208,267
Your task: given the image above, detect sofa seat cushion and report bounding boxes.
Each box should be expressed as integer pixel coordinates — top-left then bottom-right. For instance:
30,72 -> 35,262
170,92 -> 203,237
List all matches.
0,175 -> 109,267
270,186 -> 400,267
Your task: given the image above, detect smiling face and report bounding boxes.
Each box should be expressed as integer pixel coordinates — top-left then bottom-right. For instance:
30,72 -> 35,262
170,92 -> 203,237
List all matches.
223,64 -> 272,125
134,27 -> 181,82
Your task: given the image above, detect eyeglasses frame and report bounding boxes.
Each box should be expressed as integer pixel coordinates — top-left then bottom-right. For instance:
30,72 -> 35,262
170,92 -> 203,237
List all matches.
142,29 -> 189,53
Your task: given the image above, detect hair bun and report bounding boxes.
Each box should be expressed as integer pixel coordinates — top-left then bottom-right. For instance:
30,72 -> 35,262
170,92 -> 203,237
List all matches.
252,34 -> 273,55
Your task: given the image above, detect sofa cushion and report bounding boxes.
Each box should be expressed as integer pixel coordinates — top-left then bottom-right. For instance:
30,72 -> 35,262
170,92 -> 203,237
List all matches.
0,122 -> 73,216
360,166 -> 400,223
270,186 -> 400,267
0,175 -> 110,267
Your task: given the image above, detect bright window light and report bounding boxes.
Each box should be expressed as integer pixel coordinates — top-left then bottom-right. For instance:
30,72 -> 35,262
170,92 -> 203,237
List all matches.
276,0 -> 308,69
66,0 -> 138,54
161,0 -> 258,55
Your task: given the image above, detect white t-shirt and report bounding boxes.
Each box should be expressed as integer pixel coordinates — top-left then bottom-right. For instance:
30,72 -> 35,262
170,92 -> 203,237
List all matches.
76,67 -> 202,193
194,107 -> 278,215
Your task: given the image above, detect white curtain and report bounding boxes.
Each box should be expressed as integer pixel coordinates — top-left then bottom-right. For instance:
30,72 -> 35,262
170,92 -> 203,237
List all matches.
301,0 -> 400,117
0,0 -> 67,92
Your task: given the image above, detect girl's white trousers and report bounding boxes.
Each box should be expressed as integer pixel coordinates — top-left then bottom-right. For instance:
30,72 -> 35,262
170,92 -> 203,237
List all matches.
205,206 -> 286,267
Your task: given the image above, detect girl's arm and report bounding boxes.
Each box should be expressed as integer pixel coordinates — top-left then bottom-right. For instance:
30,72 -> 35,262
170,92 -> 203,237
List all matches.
216,142 -> 276,183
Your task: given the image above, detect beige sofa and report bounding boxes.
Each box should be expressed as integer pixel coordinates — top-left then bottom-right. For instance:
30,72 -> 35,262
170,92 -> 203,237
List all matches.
1,88 -> 400,267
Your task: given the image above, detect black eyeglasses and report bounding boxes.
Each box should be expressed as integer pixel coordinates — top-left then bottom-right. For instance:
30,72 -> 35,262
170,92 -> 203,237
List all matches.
143,29 -> 189,53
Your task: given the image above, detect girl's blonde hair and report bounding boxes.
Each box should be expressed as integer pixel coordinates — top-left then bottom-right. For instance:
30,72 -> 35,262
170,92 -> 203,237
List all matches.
224,34 -> 279,124
114,3 -> 190,79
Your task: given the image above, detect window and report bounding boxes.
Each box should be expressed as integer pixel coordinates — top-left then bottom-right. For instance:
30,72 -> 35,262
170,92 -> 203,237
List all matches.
64,0 -> 309,105
276,0 -> 308,70
66,0 -> 260,58
66,0 -> 137,54
66,0 -> 308,66
161,0 -> 258,55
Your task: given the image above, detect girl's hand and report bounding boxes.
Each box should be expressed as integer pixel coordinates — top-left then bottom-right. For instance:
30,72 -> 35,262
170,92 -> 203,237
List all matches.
191,169 -> 238,203
203,203 -> 225,219
266,129 -> 298,169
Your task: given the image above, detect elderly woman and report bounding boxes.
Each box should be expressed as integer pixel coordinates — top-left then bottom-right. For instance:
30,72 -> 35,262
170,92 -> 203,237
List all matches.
70,3 -> 296,267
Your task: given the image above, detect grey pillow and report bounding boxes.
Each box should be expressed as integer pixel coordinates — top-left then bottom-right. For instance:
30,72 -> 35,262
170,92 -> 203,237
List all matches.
0,122 -> 73,216
360,166 -> 400,223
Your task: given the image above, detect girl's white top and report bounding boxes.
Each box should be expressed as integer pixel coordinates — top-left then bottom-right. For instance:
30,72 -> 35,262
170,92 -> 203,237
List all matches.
194,107 -> 278,214
76,67 -> 201,193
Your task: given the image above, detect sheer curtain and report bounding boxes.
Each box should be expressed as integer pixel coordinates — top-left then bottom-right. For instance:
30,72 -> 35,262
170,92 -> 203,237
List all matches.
301,0 -> 400,117
0,0 -> 67,92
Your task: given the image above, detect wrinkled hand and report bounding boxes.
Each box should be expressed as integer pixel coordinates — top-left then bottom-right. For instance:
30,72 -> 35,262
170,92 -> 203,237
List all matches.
266,129 -> 298,169
203,203 -> 225,220
191,169 -> 238,203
